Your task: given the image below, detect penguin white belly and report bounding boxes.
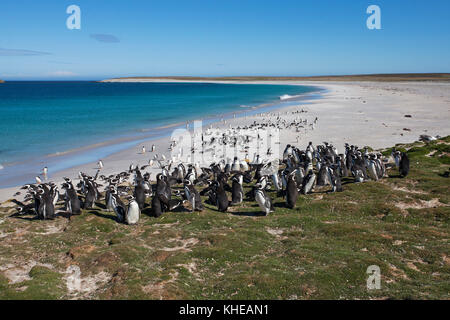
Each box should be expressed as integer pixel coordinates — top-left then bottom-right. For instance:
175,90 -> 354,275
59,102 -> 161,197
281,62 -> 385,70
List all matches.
106,195 -> 114,212
126,202 -> 140,225
255,190 -> 270,215
368,162 -> 378,181
304,174 -> 316,194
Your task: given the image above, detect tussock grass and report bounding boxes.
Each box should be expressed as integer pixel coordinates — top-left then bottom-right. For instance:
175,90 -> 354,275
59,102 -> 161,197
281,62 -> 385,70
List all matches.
0,137 -> 448,299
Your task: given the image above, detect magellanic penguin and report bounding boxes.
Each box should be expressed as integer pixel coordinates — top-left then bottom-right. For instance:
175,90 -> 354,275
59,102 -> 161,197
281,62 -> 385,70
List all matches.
37,185 -> 56,220
215,181 -> 229,212
301,170 -> 316,195
111,192 -> 126,223
61,179 -> 81,215
83,179 -> 97,209
283,144 -> 293,160
230,173 -> 244,205
254,177 -> 274,216
105,185 -> 116,212
125,196 -> 140,225
399,152 -> 410,177
134,178 -> 146,210
231,157 -> 240,172
392,149 -> 401,168
367,155 -> 379,181
184,179 -> 203,212
316,163 -> 329,186
151,194 -> 163,217
286,171 -> 299,209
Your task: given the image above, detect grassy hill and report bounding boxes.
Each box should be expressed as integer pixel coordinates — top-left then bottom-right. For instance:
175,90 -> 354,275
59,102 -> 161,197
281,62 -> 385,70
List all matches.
0,137 -> 448,299
101,73 -> 450,82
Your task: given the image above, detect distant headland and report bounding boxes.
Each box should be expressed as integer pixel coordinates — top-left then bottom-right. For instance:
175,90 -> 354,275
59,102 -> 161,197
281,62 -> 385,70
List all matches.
100,73 -> 450,83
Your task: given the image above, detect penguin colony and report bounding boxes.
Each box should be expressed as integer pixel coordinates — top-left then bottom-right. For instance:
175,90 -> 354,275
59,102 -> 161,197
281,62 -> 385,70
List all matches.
13,139 -> 409,223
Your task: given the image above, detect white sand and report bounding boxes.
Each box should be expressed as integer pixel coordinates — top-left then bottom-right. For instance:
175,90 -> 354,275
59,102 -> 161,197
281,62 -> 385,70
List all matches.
1,81 -> 449,203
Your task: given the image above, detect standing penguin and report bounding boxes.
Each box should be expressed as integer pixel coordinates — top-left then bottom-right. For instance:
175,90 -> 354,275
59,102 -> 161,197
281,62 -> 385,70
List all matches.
105,185 -> 115,212
134,179 -> 146,210
316,163 -> 329,186
184,179 -> 203,212
367,155 -> 379,181
231,157 -> 240,172
37,186 -> 56,220
151,195 -> 163,217
62,179 -> 81,215
301,170 -> 316,195
111,192 -> 127,223
126,196 -> 140,225
254,177 -> 274,216
83,179 -> 97,209
230,173 -> 244,205
215,181 -> 229,212
286,171 -> 299,209
399,152 -> 410,177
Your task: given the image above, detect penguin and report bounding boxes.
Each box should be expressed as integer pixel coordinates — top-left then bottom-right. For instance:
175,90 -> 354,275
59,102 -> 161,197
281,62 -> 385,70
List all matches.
230,173 -> 244,205
215,181 -> 229,212
337,155 -> 348,177
329,166 -> 343,192
134,179 -> 146,210
367,155 -> 379,181
316,164 -> 329,186
399,152 -> 410,177
353,168 -> 365,183
141,146 -> 146,154
126,196 -> 140,225
151,194 -> 163,217
61,180 -> 81,215
301,170 -> 316,194
83,180 -> 97,209
283,144 -> 293,160
254,177 -> 274,215
286,171 -> 299,209
111,192 -> 126,223
392,149 -> 401,168
184,179 -> 203,211
271,171 -> 282,192
151,144 -> 156,152
105,185 -> 115,212
231,157 -> 240,172
42,167 -> 48,181
98,160 -> 104,169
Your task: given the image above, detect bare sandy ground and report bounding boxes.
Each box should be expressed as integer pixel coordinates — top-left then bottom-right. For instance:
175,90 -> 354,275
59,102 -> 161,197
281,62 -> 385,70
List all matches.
1,81 -> 449,203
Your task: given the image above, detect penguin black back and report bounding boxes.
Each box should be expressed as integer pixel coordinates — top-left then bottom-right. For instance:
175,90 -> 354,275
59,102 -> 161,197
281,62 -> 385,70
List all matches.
399,152 -> 410,177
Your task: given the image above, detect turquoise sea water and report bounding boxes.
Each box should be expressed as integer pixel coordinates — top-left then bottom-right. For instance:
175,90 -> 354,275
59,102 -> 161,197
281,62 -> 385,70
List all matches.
0,81 -> 319,186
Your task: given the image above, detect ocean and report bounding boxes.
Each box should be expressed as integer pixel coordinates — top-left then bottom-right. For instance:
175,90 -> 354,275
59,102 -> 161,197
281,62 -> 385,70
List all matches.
0,81 -> 319,186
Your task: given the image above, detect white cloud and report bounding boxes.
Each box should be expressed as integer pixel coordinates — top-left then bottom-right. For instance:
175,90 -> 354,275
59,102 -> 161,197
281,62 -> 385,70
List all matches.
46,71 -> 77,77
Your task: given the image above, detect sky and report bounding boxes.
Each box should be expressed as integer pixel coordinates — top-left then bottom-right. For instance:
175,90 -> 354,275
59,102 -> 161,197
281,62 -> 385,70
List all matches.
0,0 -> 449,80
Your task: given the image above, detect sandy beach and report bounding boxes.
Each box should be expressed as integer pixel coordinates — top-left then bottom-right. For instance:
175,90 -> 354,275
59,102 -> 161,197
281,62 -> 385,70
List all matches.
1,80 -> 449,203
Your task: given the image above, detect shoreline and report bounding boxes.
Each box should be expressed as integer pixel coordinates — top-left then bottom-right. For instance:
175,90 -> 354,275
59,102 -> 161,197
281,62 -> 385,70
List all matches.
1,80 -> 449,202
0,84 -> 323,189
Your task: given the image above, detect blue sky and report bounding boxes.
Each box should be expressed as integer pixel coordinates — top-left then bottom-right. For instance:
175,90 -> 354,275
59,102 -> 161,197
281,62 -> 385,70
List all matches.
0,0 -> 449,80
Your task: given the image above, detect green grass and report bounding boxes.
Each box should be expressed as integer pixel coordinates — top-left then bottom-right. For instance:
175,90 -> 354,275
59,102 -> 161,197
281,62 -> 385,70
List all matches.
0,137 -> 448,300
